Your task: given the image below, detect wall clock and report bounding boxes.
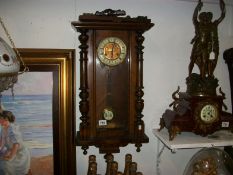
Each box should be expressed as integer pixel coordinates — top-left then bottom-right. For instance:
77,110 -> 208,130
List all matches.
72,9 -> 154,154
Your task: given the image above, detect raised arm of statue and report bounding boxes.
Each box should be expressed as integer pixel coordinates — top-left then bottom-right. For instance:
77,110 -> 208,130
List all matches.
215,0 -> 226,24
193,0 -> 203,25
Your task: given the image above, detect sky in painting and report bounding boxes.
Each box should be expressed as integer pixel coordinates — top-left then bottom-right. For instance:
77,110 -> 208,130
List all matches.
2,72 -> 53,95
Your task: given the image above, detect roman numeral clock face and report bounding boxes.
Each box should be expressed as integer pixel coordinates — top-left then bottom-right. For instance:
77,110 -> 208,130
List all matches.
97,37 -> 127,66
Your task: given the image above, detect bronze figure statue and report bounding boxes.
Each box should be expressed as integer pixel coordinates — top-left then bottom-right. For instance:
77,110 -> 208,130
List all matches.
188,0 -> 225,78
159,0 -> 233,141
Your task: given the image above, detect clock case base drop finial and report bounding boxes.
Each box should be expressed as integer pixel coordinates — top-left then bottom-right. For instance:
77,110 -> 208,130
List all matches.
72,9 -> 154,154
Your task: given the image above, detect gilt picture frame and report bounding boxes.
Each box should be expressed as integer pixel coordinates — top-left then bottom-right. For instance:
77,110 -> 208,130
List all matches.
17,49 -> 76,175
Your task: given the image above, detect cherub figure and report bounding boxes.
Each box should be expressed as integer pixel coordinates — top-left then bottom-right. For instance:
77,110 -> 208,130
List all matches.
188,0 -> 225,78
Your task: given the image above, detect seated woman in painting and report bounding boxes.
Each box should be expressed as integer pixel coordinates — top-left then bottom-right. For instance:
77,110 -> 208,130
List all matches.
0,110 -> 31,175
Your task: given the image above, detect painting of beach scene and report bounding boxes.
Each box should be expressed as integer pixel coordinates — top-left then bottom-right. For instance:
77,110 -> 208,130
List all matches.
1,72 -> 53,175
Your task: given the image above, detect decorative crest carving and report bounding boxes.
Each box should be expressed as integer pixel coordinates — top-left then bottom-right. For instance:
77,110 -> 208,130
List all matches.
95,9 -> 126,16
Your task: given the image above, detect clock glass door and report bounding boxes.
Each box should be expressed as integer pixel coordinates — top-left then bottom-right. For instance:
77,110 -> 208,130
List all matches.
95,30 -> 130,137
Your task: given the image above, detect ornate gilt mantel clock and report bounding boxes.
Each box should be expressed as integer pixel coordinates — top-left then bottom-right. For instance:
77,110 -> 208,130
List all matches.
159,0 -> 233,140
72,9 -> 154,154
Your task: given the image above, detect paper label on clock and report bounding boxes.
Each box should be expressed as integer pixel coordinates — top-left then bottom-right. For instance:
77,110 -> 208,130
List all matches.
221,122 -> 229,128
99,120 -> 107,126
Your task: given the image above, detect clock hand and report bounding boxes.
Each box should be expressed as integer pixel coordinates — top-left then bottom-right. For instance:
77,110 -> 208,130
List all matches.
111,42 -> 117,59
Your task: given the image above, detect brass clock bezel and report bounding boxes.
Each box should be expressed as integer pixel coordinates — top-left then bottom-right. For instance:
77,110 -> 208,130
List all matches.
192,101 -> 220,135
97,37 -> 127,66
102,107 -> 114,121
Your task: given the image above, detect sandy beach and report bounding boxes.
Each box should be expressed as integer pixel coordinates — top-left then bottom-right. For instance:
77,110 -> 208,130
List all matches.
30,155 -> 53,175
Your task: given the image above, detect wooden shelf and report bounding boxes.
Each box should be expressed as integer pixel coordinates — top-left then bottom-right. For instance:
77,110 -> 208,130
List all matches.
153,128 -> 233,151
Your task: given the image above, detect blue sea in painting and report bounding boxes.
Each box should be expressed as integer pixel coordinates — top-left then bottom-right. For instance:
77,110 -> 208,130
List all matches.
1,95 -> 53,157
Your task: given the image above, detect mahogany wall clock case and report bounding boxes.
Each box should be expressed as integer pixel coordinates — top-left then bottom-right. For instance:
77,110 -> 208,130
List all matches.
72,9 -> 154,154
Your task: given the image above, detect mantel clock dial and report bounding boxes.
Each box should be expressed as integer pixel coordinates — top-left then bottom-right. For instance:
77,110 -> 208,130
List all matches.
72,9 -> 154,154
200,104 -> 218,123
97,37 -> 127,66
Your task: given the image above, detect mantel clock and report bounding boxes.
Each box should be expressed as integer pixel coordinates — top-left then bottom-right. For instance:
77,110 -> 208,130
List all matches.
159,0 -> 233,140
72,9 -> 154,154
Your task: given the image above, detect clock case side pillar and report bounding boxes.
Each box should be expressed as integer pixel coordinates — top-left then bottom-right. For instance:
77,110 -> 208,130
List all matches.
134,31 -> 149,151
77,28 -> 90,154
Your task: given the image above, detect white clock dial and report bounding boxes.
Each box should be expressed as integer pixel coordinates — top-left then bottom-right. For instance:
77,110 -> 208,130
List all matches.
200,104 -> 218,123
